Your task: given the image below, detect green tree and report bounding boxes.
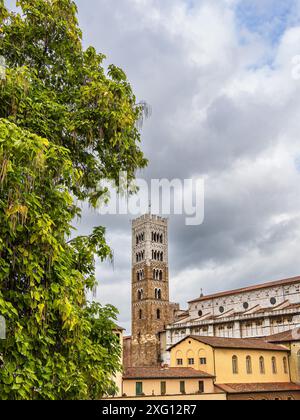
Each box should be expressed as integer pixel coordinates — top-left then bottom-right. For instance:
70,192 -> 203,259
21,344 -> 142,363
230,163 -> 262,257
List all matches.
0,0 -> 147,399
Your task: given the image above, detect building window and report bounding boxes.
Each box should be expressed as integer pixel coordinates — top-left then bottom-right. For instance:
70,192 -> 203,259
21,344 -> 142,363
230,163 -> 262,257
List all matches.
200,358 -> 207,365
272,357 -> 277,374
270,297 -> 277,306
188,358 -> 195,366
180,381 -> 186,394
246,356 -> 252,374
283,357 -> 288,375
139,310 -> 143,320
219,306 -> 225,314
232,356 -> 239,374
243,302 -> 249,310
136,382 -> 143,396
198,310 -> 203,317
177,359 -> 183,366
259,357 -> 266,375
157,309 -> 161,320
198,381 -> 204,393
161,381 -> 166,396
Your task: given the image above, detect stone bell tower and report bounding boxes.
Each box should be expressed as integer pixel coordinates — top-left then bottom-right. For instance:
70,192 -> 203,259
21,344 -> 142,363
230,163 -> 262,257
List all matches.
131,214 -> 178,367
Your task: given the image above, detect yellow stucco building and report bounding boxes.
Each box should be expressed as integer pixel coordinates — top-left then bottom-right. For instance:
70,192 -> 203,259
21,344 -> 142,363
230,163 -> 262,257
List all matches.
267,328 -> 300,384
121,367 -> 226,400
169,336 -> 290,384
168,335 -> 300,399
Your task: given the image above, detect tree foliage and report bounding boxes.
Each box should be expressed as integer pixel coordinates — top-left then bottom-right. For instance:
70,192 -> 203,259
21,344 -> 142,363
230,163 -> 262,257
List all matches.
0,0 -> 147,400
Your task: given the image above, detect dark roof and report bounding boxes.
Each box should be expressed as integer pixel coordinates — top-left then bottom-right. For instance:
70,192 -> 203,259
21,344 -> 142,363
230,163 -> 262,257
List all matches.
267,328 -> 300,343
217,383 -> 300,394
168,336 -> 288,352
123,367 -> 214,380
189,275 -> 300,303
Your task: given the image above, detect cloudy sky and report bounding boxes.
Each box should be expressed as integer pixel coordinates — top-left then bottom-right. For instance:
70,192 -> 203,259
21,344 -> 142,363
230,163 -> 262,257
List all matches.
6,0 -> 300,333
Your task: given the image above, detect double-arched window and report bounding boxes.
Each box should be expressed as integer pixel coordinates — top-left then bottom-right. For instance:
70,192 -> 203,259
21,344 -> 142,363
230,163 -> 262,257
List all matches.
137,289 -> 144,301
155,288 -> 162,300
153,269 -> 163,281
137,270 -> 144,281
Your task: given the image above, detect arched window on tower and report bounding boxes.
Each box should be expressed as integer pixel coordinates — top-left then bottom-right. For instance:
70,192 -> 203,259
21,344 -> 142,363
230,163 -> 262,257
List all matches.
157,309 -> 161,320
159,271 -> 163,281
139,309 -> 143,320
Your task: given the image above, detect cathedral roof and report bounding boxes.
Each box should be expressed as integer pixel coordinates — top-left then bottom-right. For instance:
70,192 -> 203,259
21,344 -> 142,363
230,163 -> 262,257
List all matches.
189,275 -> 300,303
266,328 -> 300,343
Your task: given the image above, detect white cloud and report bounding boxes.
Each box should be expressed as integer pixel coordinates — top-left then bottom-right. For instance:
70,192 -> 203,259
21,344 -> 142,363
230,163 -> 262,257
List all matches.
74,0 -> 300,332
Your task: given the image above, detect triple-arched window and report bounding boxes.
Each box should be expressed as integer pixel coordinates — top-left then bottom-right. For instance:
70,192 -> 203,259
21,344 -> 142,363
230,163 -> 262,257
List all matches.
152,232 -> 163,243
152,250 -> 163,261
136,232 -> 145,245
136,251 -> 145,263
137,270 -> 145,281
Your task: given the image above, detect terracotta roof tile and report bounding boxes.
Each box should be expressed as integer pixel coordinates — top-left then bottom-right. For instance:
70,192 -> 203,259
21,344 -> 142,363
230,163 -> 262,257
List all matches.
168,336 -> 289,352
267,328 -> 300,343
217,383 -> 300,394
189,275 -> 300,303
123,367 -> 214,380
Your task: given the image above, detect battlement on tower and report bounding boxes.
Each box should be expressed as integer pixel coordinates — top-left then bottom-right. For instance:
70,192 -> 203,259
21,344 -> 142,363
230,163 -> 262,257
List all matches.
132,214 -> 168,227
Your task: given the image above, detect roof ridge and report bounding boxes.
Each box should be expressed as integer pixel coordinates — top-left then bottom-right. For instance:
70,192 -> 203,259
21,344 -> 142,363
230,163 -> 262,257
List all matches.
189,275 -> 300,303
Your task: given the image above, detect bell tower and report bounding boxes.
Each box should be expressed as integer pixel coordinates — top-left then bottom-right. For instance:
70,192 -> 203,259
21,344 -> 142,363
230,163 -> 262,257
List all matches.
131,214 -> 178,367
